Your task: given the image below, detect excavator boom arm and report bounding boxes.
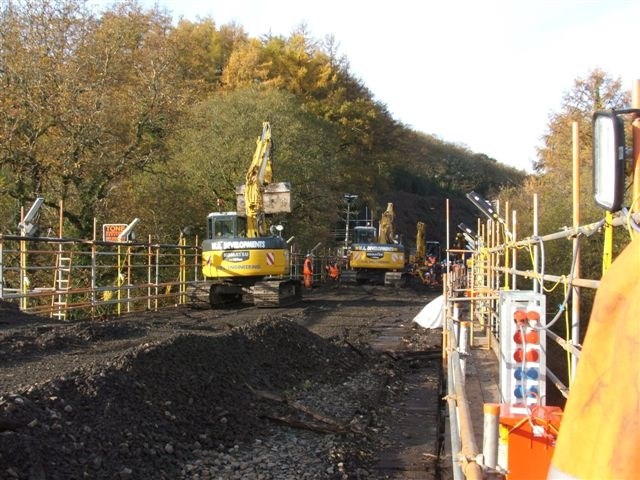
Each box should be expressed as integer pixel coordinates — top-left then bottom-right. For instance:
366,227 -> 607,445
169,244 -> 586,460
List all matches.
379,202 -> 396,244
245,122 -> 272,237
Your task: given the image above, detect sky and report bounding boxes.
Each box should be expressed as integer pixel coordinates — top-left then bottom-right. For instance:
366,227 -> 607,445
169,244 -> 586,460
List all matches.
97,0 -> 639,172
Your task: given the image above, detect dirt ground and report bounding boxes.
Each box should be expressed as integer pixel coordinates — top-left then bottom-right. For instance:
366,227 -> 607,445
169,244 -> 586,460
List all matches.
0,284 -> 445,479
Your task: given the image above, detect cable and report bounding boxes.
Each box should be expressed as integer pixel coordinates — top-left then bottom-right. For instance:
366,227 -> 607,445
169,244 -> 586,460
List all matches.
622,202 -> 640,237
563,281 -> 572,381
534,234 -> 581,332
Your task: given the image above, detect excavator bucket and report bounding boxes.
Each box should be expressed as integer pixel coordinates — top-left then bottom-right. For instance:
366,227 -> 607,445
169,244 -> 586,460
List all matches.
235,182 -> 292,216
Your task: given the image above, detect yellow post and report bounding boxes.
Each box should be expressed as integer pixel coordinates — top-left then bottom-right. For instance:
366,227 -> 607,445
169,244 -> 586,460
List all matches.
20,237 -> 27,311
180,234 -> 186,305
147,235 -> 152,311
117,244 -> 122,316
602,210 -> 613,274
504,201 -> 510,290
126,245 -> 132,313
19,206 -> 27,311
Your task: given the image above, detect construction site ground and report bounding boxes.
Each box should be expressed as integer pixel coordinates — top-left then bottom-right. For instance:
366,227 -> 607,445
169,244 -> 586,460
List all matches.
0,283 -> 448,480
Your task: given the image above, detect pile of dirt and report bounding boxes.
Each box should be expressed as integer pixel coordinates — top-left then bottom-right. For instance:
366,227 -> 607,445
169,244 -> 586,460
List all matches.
0,300 -> 50,328
0,316 -> 372,479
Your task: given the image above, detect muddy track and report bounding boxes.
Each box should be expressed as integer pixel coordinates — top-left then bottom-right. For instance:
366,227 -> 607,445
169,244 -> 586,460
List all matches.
0,284 -> 446,479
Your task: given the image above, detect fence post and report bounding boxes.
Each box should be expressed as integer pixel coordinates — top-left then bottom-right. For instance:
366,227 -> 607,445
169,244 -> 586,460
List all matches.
117,244 -> 122,316
126,245 -> 132,313
459,318 -> 470,379
180,234 -> 186,305
91,219 -> 97,319
0,238 -> 4,300
155,244 -> 160,312
147,235 -> 152,312
482,403 -> 500,470
571,121 -> 581,384
19,237 -> 27,311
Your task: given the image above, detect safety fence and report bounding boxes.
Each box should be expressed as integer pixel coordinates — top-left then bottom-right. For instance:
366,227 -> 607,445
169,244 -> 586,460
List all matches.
442,199 -> 640,479
0,233 -> 345,320
0,234 -> 201,320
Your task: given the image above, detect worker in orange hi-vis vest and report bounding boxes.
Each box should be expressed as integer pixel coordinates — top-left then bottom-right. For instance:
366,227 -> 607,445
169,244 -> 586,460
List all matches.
325,260 -> 340,282
548,236 -> 640,480
303,254 -> 314,289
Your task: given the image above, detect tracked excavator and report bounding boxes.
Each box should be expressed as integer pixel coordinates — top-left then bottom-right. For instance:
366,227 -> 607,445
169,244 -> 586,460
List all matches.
192,122 -> 301,308
407,221 -> 442,287
342,202 -> 406,286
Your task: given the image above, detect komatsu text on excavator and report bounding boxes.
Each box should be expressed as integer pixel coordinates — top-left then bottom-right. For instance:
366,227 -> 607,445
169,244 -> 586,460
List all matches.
193,122 -> 301,308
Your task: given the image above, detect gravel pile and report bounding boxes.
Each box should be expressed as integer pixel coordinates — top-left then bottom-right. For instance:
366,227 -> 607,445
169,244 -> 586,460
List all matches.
0,315 -> 395,479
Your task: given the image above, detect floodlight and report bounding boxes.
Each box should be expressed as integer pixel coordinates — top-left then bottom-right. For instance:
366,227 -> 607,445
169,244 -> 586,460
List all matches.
592,109 -> 636,211
457,222 -> 476,237
462,233 -> 476,249
118,218 -> 140,242
270,224 -> 285,237
466,191 -> 505,224
18,197 -> 44,236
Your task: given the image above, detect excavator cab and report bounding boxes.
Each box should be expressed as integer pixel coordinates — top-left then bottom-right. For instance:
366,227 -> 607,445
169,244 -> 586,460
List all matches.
353,226 -> 377,244
207,212 -> 246,239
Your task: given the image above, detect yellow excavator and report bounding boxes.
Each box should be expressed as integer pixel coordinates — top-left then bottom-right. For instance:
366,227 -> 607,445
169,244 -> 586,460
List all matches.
408,220 -> 442,287
194,122 -> 301,308
342,202 -> 407,286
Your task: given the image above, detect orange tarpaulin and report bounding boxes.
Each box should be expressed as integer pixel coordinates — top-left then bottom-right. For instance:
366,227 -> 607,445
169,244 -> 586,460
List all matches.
549,237 -> 640,479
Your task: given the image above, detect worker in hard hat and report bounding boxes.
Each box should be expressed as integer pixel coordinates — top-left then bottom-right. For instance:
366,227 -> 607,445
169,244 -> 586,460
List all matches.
548,236 -> 640,480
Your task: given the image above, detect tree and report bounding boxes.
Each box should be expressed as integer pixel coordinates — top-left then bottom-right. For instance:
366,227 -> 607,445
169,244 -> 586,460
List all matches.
0,0 -> 186,236
118,87 -> 349,246
500,70 -> 630,312
170,18 -> 247,94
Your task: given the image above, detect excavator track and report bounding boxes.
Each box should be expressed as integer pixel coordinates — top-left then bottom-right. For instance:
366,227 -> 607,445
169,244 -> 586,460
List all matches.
185,282 -> 213,309
252,278 -> 302,308
186,281 -> 244,308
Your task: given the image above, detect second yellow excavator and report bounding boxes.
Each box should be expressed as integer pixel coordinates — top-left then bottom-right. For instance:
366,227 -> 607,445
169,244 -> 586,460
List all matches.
342,202 -> 407,286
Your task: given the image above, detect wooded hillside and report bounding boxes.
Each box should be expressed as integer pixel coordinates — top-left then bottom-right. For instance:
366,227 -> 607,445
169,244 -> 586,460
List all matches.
0,0 -> 526,250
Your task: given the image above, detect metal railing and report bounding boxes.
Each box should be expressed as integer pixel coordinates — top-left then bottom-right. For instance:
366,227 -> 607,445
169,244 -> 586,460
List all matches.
0,234 -> 200,320
0,233 -> 345,320
441,198 -> 640,478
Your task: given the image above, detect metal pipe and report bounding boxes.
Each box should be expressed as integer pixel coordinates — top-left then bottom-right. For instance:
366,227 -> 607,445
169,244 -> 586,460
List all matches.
447,348 -> 464,480
512,210 -> 517,290
452,300 -> 460,342
148,235 -> 152,311
446,198 -> 451,278
533,194 -> 539,293
485,211 -> 639,253
91,219 -> 97,319
450,347 -> 483,479
482,403 -> 500,470
504,201 -> 510,290
495,266 -> 599,289
571,121 -> 581,384
459,320 -> 470,378
155,245 -> 160,312
632,79 -> 640,217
